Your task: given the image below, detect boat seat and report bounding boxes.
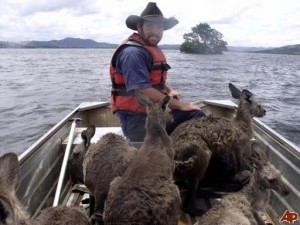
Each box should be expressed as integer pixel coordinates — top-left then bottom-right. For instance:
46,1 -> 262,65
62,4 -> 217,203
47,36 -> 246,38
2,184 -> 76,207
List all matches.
63,127 -> 124,146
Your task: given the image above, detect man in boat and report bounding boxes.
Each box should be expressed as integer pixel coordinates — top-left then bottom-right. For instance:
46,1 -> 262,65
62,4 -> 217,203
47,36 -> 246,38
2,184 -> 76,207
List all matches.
109,2 -> 248,187
110,2 -> 205,142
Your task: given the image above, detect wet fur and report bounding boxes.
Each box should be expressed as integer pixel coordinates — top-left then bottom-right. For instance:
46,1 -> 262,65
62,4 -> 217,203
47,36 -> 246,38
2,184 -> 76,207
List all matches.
83,133 -> 137,224
198,142 -> 289,225
0,152 -> 90,225
104,94 -> 181,225
171,83 -> 266,215
68,125 -> 96,184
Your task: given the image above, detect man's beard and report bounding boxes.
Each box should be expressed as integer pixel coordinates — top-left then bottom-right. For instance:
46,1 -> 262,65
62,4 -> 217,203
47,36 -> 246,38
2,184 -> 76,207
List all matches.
140,31 -> 161,46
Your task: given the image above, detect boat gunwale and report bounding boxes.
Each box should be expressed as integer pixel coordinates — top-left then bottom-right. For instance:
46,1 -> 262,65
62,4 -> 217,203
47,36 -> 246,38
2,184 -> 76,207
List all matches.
18,99 -> 299,165
253,118 -> 300,158
18,102 -> 110,165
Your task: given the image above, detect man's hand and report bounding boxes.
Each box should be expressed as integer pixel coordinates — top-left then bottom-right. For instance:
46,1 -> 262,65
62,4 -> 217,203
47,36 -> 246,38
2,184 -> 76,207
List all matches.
165,84 -> 181,100
172,100 -> 201,111
168,89 -> 181,100
136,87 -> 201,111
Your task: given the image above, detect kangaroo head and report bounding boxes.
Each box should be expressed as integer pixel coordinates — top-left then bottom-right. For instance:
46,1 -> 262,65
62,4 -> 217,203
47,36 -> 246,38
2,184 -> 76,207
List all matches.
81,125 -> 96,148
136,92 -> 173,126
248,143 -> 290,197
0,153 -> 30,225
229,83 -> 266,118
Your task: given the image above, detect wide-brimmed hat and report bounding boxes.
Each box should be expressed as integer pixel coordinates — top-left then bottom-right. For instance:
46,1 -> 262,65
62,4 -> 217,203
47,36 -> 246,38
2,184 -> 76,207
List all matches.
126,2 -> 179,31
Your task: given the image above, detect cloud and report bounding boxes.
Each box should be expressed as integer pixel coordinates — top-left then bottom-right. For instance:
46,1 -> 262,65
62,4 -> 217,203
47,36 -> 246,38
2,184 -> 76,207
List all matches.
0,0 -> 299,47
2,0 -> 99,16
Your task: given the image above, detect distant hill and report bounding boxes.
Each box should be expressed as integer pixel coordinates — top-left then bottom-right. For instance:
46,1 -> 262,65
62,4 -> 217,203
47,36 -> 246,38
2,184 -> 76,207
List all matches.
226,46 -> 272,52
1,37 -> 117,49
1,38 -> 299,55
253,44 -> 300,55
159,44 -> 180,50
0,38 -> 180,50
0,41 -> 24,48
0,37 -> 181,50
160,45 -> 275,52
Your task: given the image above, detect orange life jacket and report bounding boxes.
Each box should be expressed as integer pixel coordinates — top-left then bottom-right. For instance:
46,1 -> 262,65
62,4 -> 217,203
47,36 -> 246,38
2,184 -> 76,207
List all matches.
110,33 -> 170,113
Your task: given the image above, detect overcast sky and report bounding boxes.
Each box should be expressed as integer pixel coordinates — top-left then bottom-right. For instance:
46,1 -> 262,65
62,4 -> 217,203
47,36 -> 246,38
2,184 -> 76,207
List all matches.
1,0 -> 299,47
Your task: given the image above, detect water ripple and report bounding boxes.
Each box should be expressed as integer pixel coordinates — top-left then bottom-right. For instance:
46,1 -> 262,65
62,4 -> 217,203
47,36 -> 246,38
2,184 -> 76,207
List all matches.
0,49 -> 299,155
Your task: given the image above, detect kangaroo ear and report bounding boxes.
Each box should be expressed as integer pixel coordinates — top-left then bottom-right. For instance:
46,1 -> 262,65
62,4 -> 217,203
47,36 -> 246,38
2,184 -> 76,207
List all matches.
229,83 -> 241,99
241,89 -> 253,103
161,96 -> 171,111
0,153 -> 20,190
83,125 -> 96,147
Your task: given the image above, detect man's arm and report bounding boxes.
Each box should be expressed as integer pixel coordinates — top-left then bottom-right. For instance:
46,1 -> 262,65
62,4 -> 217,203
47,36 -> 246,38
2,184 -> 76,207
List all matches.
136,87 -> 200,111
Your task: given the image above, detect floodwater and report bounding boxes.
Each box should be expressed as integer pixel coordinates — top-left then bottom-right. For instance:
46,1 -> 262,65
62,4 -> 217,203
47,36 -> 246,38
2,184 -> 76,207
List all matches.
0,48 -> 299,155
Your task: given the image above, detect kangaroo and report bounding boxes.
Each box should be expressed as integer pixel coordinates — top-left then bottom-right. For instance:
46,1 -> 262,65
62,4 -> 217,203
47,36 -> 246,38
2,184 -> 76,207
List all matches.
0,152 -> 90,225
171,83 -> 266,215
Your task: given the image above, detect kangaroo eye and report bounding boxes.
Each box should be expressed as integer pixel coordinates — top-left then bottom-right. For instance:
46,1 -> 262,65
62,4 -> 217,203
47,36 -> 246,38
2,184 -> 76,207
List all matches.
269,178 -> 276,184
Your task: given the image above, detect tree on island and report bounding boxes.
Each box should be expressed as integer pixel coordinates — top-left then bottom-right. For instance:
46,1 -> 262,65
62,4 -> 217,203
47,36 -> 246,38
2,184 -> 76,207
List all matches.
180,23 -> 227,54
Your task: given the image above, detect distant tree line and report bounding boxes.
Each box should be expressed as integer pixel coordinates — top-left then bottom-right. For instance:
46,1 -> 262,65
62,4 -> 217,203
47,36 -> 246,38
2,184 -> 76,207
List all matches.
180,23 -> 227,54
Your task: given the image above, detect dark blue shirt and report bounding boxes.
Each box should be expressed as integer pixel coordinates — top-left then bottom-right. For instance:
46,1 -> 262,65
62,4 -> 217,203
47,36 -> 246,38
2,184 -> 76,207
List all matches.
115,46 -> 153,92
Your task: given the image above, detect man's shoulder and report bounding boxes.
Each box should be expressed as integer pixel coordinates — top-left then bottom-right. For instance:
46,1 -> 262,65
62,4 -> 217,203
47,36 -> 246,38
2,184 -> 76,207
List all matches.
122,45 -> 149,55
118,45 -> 152,63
